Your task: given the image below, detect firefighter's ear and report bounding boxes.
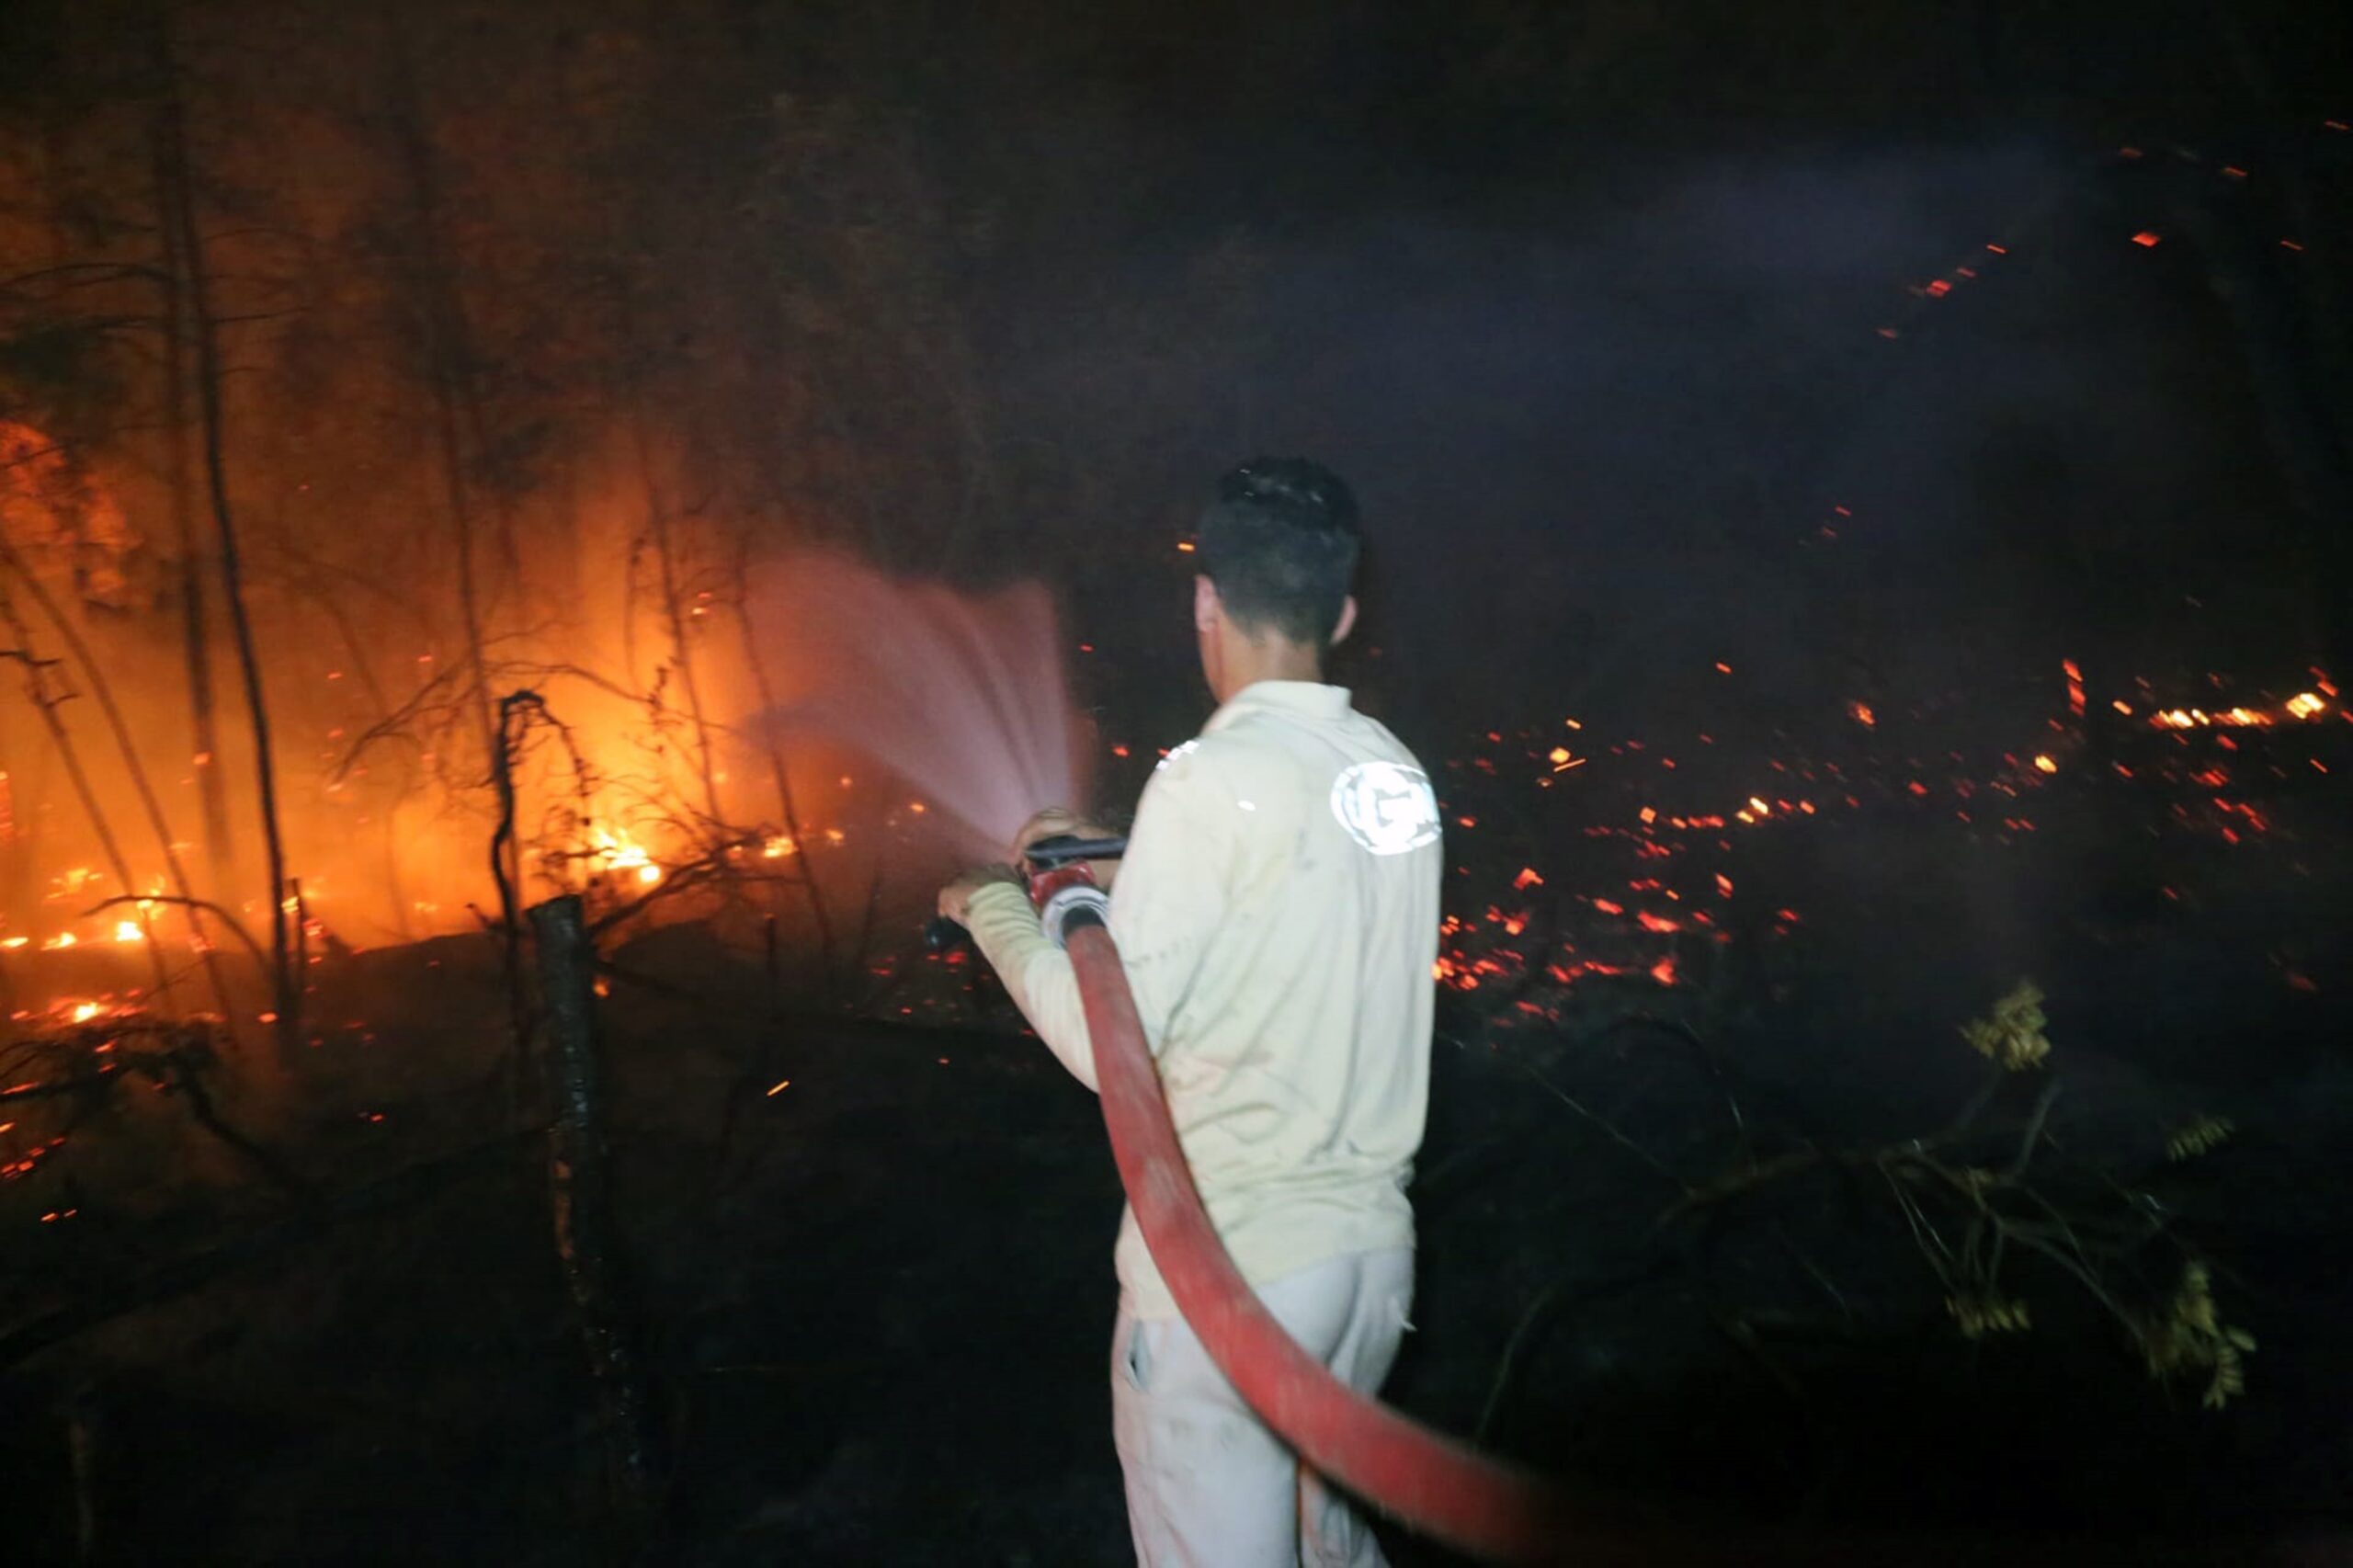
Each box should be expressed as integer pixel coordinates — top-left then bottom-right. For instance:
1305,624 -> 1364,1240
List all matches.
1194,574 -> 1219,634
1330,595 -> 1358,647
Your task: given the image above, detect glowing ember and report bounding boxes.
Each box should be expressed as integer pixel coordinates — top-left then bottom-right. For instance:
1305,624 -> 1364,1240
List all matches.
1848,701 -> 1876,728
2147,703 -> 2283,730
2032,755 -> 2058,774
42,933 -> 75,950
762,835 -> 798,858
114,920 -> 144,944
2286,692 -> 2326,719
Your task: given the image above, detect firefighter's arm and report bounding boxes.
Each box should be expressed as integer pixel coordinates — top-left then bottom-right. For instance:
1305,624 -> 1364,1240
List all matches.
963,747 -> 1233,1091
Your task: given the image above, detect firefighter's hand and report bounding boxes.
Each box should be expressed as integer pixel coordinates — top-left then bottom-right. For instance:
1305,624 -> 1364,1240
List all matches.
1012,807 -> 1120,888
938,862 -> 1024,927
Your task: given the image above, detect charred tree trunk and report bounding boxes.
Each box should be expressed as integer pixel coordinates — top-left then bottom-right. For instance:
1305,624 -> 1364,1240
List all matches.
631,421 -> 726,835
490,691 -> 540,1124
154,28 -> 298,1062
0,543 -> 234,1020
529,893 -> 658,1523
730,530 -> 838,989
0,597 -> 173,1004
381,22 -> 505,831
148,103 -> 233,903
2202,4 -> 2353,673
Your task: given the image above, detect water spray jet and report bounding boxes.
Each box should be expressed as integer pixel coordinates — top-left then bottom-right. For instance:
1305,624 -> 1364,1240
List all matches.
741,553 -> 1090,862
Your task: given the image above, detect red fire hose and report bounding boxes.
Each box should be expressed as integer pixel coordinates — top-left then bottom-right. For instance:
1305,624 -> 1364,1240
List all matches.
1062,915 -> 1573,1562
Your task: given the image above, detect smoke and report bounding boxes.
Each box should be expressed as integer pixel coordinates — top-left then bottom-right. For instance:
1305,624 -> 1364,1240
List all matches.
1008,137 -> 2295,733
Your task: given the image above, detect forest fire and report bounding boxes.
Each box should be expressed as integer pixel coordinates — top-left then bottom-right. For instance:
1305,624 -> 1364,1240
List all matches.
0,404 -> 962,1059
0,2 -> 2347,1555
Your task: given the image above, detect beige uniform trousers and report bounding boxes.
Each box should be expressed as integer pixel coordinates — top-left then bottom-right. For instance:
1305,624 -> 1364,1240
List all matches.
1111,1248 -> 1414,1567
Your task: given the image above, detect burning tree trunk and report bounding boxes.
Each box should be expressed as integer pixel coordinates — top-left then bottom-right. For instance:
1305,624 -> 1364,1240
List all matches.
153,24 -> 298,1061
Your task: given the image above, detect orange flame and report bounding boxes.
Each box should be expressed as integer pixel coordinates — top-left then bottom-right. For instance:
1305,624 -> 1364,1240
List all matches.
590,826 -> 663,885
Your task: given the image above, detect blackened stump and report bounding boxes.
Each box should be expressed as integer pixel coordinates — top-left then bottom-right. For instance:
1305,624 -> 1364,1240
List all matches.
530,893 -> 659,1523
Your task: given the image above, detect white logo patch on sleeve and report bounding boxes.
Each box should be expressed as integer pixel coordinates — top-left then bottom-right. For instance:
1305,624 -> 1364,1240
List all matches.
1329,761 -> 1440,856
1154,738 -> 1201,773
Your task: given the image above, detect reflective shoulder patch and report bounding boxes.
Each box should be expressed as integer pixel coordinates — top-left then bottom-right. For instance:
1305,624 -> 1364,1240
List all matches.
1154,738 -> 1202,775
1329,760 -> 1440,856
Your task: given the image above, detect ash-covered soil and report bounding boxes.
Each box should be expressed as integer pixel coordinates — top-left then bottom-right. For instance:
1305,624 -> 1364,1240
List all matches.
0,830 -> 2347,1564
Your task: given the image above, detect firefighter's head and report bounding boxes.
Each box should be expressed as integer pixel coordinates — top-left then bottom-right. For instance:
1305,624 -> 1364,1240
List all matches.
1192,458 -> 1360,700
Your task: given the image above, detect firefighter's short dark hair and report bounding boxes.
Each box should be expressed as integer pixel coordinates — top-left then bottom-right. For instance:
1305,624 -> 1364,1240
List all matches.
1195,458 -> 1361,645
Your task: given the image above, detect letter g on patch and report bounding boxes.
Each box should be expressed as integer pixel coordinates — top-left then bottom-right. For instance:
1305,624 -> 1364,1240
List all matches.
1329,761 -> 1440,856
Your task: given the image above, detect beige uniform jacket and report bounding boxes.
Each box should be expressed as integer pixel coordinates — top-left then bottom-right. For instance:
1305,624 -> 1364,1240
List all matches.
966,679 -> 1442,1318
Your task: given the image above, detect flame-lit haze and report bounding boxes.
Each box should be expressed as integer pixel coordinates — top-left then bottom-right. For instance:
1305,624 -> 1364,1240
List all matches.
0,410 -> 1091,983
0,53 -> 2336,1021
742,554 -> 1088,858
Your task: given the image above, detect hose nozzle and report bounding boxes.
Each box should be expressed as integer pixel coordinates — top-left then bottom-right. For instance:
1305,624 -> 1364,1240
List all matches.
1021,833 -> 1127,869
1024,833 -> 1123,948
926,832 -> 1128,953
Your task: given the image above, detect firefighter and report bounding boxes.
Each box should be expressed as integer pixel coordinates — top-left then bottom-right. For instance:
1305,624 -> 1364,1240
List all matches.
940,459 -> 1441,1566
